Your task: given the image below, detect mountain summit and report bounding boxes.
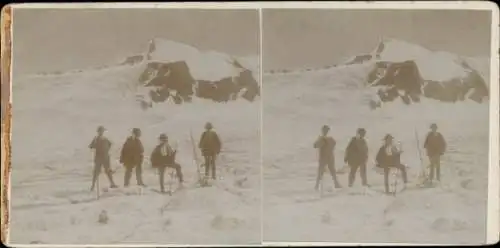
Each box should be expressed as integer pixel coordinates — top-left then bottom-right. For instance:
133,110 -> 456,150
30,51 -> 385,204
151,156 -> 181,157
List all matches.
117,38 -> 259,107
344,38 -> 489,108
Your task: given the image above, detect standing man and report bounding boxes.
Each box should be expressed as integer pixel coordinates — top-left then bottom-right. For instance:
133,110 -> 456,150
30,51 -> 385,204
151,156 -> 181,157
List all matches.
313,125 -> 342,190
120,128 -> 146,187
344,128 -> 369,187
423,123 -> 447,182
199,122 -> 222,180
150,133 -> 184,193
89,126 -> 117,191
375,134 -> 408,194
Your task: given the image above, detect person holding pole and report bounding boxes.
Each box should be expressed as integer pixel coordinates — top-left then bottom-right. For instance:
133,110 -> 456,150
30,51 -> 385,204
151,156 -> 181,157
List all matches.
313,125 -> 342,191
151,133 -> 184,194
89,125 -> 117,191
375,134 -> 408,194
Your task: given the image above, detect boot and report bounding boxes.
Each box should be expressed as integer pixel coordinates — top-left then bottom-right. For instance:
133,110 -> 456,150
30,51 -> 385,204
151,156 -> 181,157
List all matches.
334,182 -> 342,189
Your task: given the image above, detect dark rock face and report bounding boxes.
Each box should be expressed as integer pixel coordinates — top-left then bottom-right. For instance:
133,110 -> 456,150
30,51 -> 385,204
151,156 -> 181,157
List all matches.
139,61 -> 195,105
345,54 -> 373,65
138,60 -> 259,106
367,60 -> 489,107
238,70 -> 260,102
120,55 -> 144,66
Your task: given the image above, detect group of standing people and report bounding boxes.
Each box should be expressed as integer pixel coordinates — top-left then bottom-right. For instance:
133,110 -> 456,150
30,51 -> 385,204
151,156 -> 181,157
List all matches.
88,122 -> 222,194
314,123 -> 447,194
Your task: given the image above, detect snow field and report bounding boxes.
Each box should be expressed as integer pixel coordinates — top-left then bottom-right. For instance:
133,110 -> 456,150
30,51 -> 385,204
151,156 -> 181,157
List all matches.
262,65 -> 489,244
10,63 -> 262,244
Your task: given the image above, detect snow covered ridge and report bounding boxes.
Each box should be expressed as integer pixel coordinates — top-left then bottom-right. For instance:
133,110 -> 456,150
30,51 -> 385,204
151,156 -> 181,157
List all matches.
344,38 -> 489,108
136,38 -> 260,106
264,64 -> 338,75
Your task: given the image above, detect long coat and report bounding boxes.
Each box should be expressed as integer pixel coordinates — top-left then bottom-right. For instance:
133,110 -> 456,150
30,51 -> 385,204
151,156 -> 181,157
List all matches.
199,130 -> 222,156
119,136 -> 144,167
375,145 -> 401,169
150,143 -> 176,168
344,137 -> 368,165
424,132 -> 446,157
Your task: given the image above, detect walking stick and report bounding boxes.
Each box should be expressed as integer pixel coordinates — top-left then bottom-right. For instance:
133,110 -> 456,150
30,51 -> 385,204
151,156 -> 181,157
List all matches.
168,169 -> 174,196
190,130 -> 202,185
392,170 -> 398,196
96,170 -> 100,200
320,166 -> 325,198
414,128 -> 427,184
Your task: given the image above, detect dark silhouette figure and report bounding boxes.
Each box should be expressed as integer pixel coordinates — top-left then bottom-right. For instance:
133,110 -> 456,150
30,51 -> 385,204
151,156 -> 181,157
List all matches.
120,128 -> 145,187
424,123 -> 447,182
150,133 -> 184,193
313,125 -> 342,190
345,128 -> 369,187
376,134 -> 408,194
199,122 -> 222,180
89,126 -> 117,191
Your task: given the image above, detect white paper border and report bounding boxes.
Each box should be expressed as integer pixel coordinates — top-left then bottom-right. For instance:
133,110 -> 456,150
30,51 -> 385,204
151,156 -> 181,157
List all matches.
5,1 -> 499,247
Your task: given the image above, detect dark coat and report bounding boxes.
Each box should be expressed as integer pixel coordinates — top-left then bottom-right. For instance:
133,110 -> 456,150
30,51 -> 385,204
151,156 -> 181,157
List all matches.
344,137 -> 368,165
375,145 -> 401,168
150,143 -> 176,168
314,136 -> 335,163
89,136 -> 112,163
424,132 -> 446,157
199,130 -> 222,156
119,136 -> 144,166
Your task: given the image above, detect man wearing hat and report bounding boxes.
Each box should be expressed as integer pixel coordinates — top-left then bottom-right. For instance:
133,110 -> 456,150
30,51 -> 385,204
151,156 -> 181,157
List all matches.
120,128 -> 146,187
150,133 -> 184,193
423,123 -> 447,182
376,134 -> 408,194
314,125 -> 342,190
199,122 -> 222,180
88,126 -> 117,190
344,128 -> 370,187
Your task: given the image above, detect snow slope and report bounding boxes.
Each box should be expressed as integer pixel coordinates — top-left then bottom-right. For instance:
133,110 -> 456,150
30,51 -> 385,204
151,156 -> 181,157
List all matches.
339,38 -> 490,106
147,38 -> 247,82
371,38 -> 470,82
263,58 -> 490,244
9,62 -> 261,245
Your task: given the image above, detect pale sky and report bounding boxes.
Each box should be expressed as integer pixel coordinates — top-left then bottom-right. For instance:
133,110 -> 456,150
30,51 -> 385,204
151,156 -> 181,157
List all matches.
263,9 -> 492,70
12,8 -> 259,76
12,8 -> 493,74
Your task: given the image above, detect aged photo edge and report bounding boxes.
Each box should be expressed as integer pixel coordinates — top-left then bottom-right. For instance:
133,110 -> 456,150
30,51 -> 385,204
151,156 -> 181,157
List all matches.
487,1 -> 500,245
0,3 -> 12,246
1,1 -> 499,247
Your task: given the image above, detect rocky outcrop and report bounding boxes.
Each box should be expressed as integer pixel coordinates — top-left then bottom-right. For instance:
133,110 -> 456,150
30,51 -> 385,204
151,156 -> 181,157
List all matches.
137,40 -> 260,106
349,38 -> 489,108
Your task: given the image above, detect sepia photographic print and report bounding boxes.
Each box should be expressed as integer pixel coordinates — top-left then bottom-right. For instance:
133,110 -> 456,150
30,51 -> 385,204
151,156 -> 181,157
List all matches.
262,7 -> 497,245
6,5 -> 261,245
1,2 -> 499,247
